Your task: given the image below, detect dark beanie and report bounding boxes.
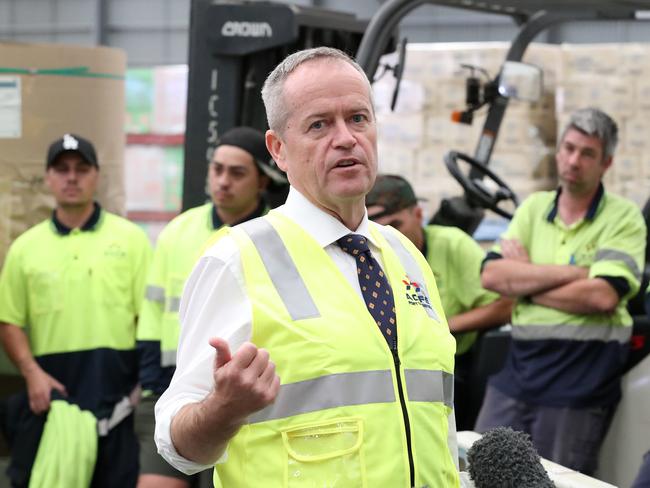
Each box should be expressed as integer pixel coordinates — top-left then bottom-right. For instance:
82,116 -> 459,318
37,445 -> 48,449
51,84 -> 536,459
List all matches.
216,126 -> 286,185
216,127 -> 270,168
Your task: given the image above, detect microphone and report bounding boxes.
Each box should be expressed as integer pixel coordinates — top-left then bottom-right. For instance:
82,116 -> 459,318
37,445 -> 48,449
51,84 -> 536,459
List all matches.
467,427 -> 554,488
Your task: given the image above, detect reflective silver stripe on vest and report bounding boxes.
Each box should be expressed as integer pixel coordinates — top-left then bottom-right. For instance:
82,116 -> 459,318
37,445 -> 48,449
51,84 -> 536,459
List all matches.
239,218 -> 320,320
249,369 -> 452,424
249,370 -> 395,423
166,297 -> 181,313
161,350 -> 177,367
405,369 -> 454,408
377,227 -> 440,322
145,285 -> 165,304
512,324 -> 632,343
595,249 -> 642,281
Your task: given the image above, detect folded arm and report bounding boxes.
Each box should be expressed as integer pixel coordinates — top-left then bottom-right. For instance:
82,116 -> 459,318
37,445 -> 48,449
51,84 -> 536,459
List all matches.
481,238 -> 589,298
531,277 -> 620,315
481,258 -> 589,298
448,297 -> 513,333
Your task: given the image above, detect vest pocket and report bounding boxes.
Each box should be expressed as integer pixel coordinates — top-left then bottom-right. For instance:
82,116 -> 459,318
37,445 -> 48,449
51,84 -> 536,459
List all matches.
282,417 -> 365,487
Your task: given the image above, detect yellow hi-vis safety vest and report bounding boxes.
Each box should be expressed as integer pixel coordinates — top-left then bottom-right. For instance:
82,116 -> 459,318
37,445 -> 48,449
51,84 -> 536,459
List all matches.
214,211 -> 459,488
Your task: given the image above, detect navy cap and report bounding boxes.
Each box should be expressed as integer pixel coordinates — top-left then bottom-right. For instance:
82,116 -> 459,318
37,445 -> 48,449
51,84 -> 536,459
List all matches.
46,133 -> 98,168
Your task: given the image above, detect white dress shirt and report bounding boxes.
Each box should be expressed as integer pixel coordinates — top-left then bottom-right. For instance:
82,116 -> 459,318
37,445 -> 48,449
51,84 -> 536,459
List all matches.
154,187 -> 385,474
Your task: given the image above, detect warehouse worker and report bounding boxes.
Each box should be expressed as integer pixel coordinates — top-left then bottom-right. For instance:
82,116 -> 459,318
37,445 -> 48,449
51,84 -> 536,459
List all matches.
476,107 -> 646,474
136,126 -> 284,488
366,174 -> 513,430
154,47 -> 460,487
0,133 -> 151,486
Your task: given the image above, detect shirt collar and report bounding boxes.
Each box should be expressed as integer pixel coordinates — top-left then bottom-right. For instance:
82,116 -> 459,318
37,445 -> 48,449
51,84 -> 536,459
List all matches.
546,183 -> 605,223
52,202 -> 102,235
278,187 -> 379,249
211,199 -> 267,230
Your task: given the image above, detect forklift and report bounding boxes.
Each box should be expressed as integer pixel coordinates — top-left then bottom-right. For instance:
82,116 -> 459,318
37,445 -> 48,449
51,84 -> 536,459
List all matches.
182,0 -> 383,210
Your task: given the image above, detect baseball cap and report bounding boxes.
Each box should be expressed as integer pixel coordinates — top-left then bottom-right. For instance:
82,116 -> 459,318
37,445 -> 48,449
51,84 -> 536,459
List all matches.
366,174 -> 419,220
215,127 -> 287,186
46,133 -> 98,168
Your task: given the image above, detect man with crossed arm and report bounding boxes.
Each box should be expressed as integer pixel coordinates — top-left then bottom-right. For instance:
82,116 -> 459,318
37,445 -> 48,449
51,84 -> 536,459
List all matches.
476,107 -> 646,475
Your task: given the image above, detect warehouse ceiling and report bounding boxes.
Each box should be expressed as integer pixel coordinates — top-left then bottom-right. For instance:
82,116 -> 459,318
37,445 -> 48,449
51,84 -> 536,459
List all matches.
429,0 -> 650,21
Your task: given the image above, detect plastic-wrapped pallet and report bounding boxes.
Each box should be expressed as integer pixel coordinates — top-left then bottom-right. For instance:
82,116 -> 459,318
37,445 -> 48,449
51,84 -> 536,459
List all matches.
374,42 -> 560,217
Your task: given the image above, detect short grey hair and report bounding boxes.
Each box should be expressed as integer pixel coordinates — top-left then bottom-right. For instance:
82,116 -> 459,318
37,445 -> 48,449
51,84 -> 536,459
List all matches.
261,47 -> 372,133
560,107 -> 618,160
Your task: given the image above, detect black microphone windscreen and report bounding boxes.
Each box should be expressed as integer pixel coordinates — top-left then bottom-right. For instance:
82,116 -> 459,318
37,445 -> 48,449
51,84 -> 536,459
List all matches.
467,427 -> 554,488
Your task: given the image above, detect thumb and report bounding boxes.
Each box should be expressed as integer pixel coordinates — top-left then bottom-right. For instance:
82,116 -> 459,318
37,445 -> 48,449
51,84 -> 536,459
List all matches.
209,337 -> 232,369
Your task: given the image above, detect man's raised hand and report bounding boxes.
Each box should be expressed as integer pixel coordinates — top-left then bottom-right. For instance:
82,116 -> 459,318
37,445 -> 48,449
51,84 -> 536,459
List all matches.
208,338 -> 280,422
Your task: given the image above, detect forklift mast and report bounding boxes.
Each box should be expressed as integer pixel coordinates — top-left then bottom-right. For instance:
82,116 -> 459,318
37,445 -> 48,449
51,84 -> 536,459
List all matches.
183,0 -> 371,210
356,0 -> 645,233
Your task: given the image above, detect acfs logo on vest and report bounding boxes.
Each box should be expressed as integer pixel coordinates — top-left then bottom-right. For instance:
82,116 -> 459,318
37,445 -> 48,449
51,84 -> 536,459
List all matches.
402,278 -> 433,311
221,21 -> 272,38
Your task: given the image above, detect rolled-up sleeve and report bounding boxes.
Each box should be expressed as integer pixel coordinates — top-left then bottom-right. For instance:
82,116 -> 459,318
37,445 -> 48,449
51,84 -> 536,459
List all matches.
154,237 -> 252,474
589,206 -> 646,301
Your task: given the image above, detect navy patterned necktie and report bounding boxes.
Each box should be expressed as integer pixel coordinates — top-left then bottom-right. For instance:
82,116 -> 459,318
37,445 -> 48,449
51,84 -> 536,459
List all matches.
337,234 -> 397,349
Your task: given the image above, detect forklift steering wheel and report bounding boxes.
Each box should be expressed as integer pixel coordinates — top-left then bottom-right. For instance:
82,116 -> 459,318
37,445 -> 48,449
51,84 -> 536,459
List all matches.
444,150 -> 519,219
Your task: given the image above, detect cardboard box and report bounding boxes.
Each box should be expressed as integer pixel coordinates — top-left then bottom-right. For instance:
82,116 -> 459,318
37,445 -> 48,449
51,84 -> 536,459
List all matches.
622,118 -> 650,153
415,145 -> 453,181
559,44 -> 622,80
507,176 -> 558,202
376,143 -> 418,181
373,75 -> 427,114
423,113 -> 481,152
559,43 -> 650,80
493,112 -> 557,150
427,77 -> 469,111
613,151 -> 643,181
616,177 -> 650,208
377,112 -> 425,149
404,42 -> 508,81
488,148 -> 557,180
523,43 -> 561,87
0,42 -> 126,266
633,78 -> 650,114
556,77 -> 633,119
505,90 -> 556,117
621,43 -> 650,78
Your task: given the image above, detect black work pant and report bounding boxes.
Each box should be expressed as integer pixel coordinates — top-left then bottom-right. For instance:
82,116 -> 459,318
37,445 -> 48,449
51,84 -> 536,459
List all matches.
91,413 -> 139,488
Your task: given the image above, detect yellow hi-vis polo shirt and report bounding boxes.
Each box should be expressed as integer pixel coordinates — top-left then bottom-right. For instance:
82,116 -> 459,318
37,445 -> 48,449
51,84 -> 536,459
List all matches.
422,225 -> 500,355
0,206 -> 151,416
487,185 -> 646,407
